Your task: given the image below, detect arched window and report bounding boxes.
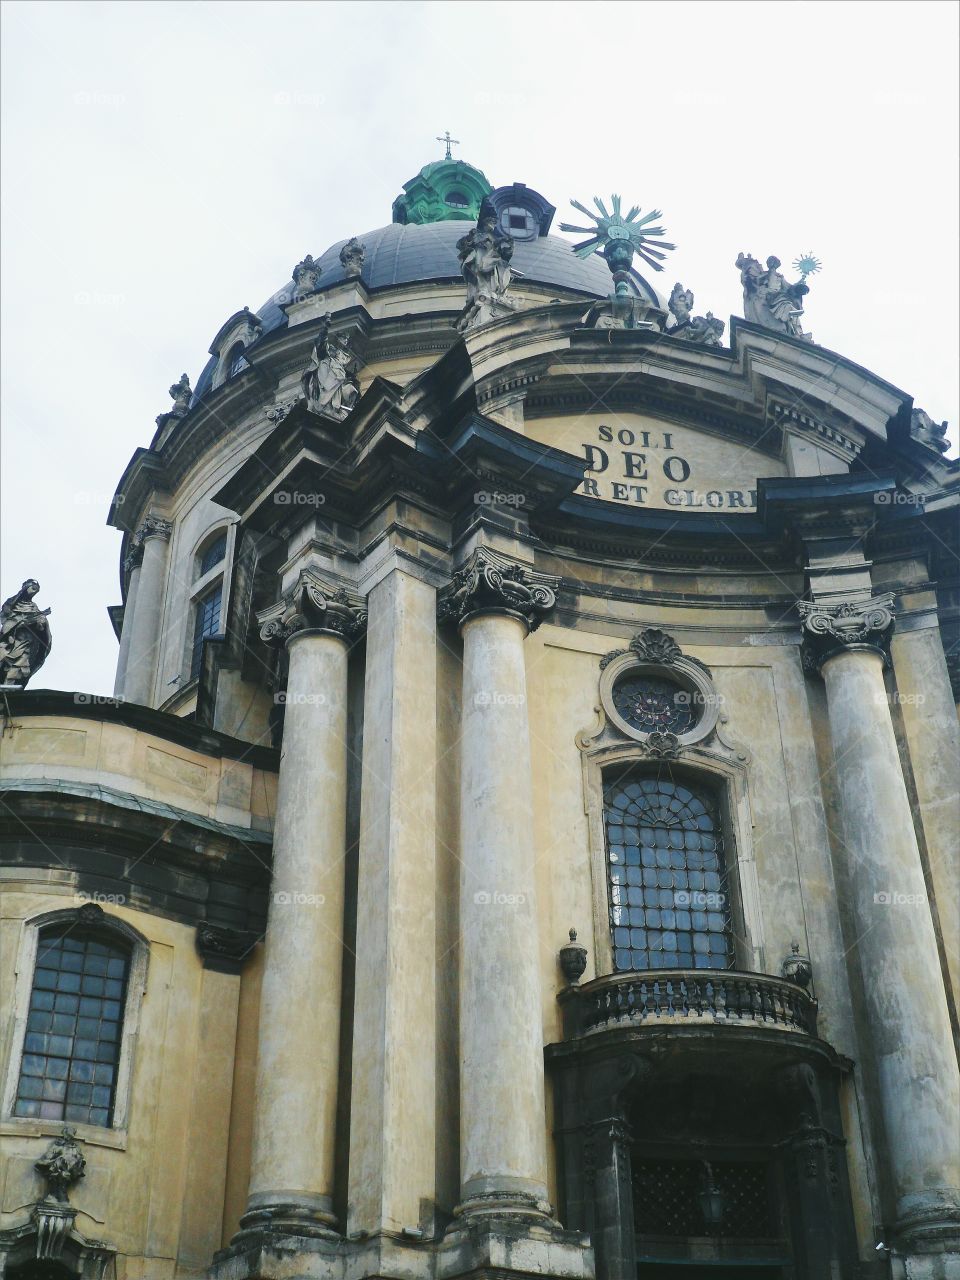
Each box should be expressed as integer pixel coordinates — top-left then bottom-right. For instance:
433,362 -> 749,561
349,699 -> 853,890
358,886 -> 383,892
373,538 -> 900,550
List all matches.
227,341 -> 248,377
13,924 -> 130,1127
187,527 -> 230,683
191,582 -> 223,680
445,189 -> 469,208
603,771 -> 734,972
198,530 -> 227,576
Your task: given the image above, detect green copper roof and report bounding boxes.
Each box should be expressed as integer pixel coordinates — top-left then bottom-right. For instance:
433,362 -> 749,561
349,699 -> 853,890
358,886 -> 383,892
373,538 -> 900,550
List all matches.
392,158 -> 493,225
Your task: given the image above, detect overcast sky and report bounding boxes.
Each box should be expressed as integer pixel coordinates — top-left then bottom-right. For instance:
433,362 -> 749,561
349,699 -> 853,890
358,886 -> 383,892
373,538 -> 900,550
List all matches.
2,0 -> 957,697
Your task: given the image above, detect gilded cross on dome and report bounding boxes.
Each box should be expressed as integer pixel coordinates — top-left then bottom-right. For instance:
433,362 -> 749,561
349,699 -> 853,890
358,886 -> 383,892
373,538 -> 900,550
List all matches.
436,130 -> 460,160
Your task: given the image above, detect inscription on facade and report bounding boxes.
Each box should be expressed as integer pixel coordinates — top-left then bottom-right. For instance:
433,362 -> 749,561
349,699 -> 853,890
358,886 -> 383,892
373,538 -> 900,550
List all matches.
525,414 -> 786,512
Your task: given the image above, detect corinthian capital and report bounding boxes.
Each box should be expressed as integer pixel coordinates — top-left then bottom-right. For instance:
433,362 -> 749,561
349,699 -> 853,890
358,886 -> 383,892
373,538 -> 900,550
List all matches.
799,591 -> 895,672
437,547 -> 558,633
138,515 -> 173,542
257,568 -> 367,647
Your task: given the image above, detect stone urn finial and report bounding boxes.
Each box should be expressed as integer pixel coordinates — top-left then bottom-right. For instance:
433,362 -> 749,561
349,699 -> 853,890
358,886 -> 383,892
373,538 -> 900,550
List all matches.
781,940 -> 813,988
559,927 -> 588,985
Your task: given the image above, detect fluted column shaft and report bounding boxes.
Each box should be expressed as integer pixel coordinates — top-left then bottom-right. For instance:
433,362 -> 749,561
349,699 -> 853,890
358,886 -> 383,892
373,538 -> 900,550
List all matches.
122,520 -> 171,706
820,645 -> 960,1249
244,628 -> 349,1233
458,609 -> 549,1217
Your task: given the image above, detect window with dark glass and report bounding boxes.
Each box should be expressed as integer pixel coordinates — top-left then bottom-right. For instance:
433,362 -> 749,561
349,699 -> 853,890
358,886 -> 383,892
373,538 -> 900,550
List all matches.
227,341 -> 248,376
190,581 -> 222,680
611,673 -> 698,736
14,928 -> 129,1127
445,190 -> 469,208
198,531 -> 227,576
603,773 -> 733,971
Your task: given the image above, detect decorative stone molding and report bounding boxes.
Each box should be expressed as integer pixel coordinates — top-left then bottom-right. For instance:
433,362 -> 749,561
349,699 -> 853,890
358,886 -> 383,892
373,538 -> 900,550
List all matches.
195,920 -> 259,973
291,253 -> 322,299
559,928 -> 588,985
666,283 -> 725,346
781,940 -> 813,989
35,1127 -> 86,1202
798,591 -> 895,672
339,236 -> 366,279
768,401 -> 862,461
910,406 -> 949,455
123,515 -> 172,573
596,628 -> 719,751
156,373 -> 192,427
257,568 -> 367,647
437,548 -> 558,633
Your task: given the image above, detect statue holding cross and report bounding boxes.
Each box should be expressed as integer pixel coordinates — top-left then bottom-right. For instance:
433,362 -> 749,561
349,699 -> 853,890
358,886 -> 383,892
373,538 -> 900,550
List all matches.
436,130 -> 460,160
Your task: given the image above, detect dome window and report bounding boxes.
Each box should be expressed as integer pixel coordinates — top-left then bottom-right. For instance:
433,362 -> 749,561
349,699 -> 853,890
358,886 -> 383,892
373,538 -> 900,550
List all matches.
227,342 -> 248,378
445,190 -> 469,209
502,206 -> 536,240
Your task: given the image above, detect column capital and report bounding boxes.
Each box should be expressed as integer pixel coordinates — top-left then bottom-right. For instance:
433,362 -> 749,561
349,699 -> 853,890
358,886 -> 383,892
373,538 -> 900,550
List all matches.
438,547 -> 558,634
799,591 -> 895,673
258,567 -> 367,647
124,515 -> 172,571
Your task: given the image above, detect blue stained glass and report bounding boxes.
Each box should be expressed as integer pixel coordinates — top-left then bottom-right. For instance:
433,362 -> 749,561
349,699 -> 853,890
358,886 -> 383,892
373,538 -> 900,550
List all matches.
604,772 -> 733,972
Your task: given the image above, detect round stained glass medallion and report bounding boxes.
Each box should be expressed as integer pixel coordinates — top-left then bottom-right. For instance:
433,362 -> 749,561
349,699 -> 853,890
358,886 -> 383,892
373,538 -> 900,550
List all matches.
611,673 -> 698,737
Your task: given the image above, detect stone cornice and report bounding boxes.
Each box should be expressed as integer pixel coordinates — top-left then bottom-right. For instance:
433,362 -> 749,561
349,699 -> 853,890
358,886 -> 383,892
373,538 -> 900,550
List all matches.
437,547 -> 559,633
257,567 -> 367,647
799,592 -> 896,672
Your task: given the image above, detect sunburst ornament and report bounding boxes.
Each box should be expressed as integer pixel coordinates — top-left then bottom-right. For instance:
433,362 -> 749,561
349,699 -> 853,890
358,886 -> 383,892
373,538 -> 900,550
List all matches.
793,252 -> 822,281
560,195 -> 676,293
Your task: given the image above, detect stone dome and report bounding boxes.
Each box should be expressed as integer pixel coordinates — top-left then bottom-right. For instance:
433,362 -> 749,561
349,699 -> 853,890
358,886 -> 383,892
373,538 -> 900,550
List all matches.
192,220 -> 664,401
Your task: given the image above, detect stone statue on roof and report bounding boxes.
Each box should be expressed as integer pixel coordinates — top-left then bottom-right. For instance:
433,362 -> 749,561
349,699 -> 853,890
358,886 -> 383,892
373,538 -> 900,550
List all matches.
0,579 -> 52,689
455,204 -> 516,333
301,315 -> 360,421
736,253 -> 809,338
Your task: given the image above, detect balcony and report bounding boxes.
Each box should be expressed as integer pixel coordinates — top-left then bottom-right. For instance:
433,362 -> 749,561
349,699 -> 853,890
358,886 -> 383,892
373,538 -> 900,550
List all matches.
558,969 -> 818,1041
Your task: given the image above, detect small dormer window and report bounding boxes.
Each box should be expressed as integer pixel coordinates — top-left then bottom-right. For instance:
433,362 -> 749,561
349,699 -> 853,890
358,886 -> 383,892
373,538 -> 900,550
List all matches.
445,190 -> 469,209
227,342 -> 248,377
501,206 -> 537,240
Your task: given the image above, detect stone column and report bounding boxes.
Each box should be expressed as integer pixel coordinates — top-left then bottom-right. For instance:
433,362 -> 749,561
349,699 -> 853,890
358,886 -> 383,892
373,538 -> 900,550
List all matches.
889,623 -> 960,1022
121,515 -> 172,707
241,571 -> 366,1237
348,567 -> 438,1234
801,595 -> 960,1259
439,549 -> 559,1221
113,544 -> 142,698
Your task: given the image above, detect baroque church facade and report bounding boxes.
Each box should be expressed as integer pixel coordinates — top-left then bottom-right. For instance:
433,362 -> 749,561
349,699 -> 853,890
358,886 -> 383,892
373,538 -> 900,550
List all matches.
0,149 -> 958,1280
